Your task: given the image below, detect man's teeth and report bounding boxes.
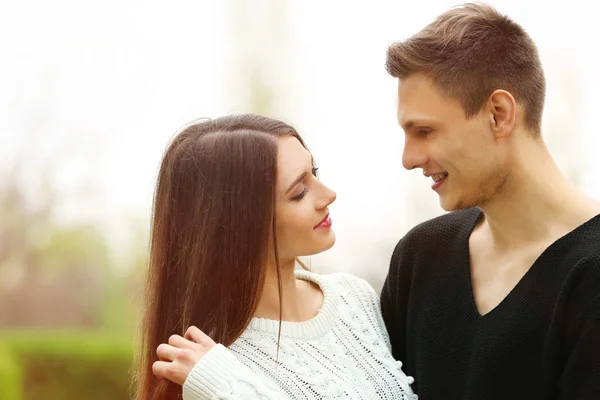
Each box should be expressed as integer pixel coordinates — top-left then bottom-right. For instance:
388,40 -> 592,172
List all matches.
432,173 -> 447,182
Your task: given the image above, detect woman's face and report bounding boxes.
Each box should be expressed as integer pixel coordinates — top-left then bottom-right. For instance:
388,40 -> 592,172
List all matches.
274,136 -> 337,261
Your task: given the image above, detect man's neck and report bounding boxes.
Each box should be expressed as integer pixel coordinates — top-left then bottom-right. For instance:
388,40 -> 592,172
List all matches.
478,138 -> 600,250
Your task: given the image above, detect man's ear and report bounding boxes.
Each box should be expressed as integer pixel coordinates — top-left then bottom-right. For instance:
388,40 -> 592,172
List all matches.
487,89 -> 516,139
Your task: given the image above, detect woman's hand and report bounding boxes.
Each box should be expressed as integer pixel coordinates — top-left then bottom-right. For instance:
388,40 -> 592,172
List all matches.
152,326 -> 217,385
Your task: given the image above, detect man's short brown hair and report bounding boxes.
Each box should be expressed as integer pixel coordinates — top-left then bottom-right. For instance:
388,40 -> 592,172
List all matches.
386,3 -> 546,135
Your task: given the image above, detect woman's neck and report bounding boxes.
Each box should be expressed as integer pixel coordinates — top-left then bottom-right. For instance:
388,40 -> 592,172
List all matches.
253,259 -> 323,322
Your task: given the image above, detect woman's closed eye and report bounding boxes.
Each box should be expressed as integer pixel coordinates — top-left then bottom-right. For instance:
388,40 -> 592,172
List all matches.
291,187 -> 309,201
290,167 -> 318,201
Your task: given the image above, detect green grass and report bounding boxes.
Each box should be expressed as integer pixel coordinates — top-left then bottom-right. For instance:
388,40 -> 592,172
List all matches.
0,331 -> 134,400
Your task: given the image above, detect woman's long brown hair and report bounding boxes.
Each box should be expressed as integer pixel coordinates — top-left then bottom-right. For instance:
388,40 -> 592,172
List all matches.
134,114 -> 307,400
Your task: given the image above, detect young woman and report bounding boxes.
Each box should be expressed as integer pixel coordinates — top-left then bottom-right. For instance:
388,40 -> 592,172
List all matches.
135,114 -> 416,399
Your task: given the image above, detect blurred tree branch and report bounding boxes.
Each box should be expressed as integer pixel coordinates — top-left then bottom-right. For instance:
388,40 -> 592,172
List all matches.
0,71 -> 111,329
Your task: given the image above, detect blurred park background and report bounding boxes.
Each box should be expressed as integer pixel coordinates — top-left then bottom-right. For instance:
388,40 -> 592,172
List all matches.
1,0 -> 599,398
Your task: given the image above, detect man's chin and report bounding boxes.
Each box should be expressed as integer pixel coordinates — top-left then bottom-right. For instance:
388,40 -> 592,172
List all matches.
439,196 -> 456,212
439,196 -> 476,212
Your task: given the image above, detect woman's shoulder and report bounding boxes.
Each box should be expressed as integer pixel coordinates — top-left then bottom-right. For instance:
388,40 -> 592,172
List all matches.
295,269 -> 379,307
296,268 -> 372,287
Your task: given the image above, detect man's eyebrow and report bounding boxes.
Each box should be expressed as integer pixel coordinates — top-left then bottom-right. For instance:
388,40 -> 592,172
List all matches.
402,120 -> 415,131
401,118 -> 438,131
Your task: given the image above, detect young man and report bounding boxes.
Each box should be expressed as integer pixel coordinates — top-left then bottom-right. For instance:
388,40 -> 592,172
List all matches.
381,3 -> 600,400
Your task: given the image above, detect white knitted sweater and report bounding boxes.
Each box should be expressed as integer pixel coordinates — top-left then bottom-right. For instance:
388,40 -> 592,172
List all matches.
181,270 -> 417,399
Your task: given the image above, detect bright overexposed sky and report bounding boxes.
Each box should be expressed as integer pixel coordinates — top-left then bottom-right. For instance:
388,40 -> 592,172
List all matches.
1,0 -> 598,286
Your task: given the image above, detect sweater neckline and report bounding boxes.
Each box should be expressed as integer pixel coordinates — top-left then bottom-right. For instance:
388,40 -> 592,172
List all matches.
462,208 -> 600,318
246,270 -> 339,339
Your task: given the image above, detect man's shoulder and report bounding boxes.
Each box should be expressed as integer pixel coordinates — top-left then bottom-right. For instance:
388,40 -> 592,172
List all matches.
554,214 -> 600,275
560,215 -> 600,294
386,208 -> 481,277
395,208 -> 481,251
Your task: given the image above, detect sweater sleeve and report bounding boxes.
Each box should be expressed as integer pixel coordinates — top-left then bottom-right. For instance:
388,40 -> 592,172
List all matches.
182,344 -> 284,400
559,259 -> 600,399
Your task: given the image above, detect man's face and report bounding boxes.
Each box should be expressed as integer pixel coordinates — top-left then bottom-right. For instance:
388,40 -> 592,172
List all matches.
397,73 -> 509,211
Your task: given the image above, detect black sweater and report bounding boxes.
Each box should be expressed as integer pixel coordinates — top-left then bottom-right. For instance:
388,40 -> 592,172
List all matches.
381,208 -> 600,400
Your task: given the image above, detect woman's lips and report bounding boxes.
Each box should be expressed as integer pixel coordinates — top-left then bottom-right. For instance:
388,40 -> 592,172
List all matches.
314,214 -> 332,229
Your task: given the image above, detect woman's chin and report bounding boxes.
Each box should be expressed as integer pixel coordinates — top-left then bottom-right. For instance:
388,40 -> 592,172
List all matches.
302,233 -> 337,257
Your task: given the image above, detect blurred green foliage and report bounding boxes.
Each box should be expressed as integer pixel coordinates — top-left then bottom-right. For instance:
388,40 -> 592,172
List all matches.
0,331 -> 133,400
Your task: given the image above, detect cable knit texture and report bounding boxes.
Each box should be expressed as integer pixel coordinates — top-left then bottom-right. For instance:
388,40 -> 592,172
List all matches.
183,270 -> 416,399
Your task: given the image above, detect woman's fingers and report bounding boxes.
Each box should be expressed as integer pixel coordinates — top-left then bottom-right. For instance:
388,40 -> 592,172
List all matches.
153,329 -> 217,386
156,343 -> 179,361
152,360 -> 171,380
185,326 -> 215,346
168,334 -> 192,349
152,358 -> 188,386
